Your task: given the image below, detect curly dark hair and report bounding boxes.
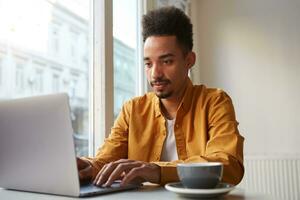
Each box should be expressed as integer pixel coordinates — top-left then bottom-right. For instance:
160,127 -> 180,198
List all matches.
142,6 -> 193,53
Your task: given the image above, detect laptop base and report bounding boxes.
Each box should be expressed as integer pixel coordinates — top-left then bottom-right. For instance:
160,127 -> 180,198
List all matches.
79,182 -> 140,197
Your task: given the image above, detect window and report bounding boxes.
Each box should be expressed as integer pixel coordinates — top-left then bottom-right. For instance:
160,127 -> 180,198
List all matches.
1,0 -> 151,156
51,24 -> 61,55
0,0 -> 91,156
156,0 -> 190,13
35,69 -> 44,92
70,75 -> 78,98
52,73 -> 60,93
113,0 -> 139,118
0,59 -> 2,86
70,30 -> 79,61
16,63 -> 25,90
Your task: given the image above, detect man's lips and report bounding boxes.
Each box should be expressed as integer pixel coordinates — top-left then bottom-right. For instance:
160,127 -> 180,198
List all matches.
152,82 -> 167,86
150,81 -> 169,92
151,81 -> 169,89
151,79 -> 170,85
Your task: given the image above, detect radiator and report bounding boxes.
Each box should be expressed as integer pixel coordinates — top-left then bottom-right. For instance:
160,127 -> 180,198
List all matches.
237,156 -> 300,200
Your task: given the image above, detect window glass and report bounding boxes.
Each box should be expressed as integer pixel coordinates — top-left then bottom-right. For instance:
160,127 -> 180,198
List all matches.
0,0 -> 91,156
113,0 -> 138,119
50,23 -> 61,55
0,58 -> 2,85
156,0 -> 189,12
35,68 -> 44,92
16,63 -> 25,91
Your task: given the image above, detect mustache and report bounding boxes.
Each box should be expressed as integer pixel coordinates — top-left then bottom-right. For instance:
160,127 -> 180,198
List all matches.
150,78 -> 171,85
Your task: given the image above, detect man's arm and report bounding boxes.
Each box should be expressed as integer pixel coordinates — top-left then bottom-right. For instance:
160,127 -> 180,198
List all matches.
78,99 -> 163,187
77,100 -> 131,184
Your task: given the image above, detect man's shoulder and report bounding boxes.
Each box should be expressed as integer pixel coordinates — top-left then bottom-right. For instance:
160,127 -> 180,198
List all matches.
192,84 -> 227,97
205,87 -> 228,97
124,92 -> 156,107
191,84 -> 232,105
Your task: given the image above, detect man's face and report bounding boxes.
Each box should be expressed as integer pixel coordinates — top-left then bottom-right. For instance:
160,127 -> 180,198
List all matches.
144,36 -> 193,99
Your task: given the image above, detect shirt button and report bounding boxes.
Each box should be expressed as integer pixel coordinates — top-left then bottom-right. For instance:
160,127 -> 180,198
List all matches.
175,124 -> 179,128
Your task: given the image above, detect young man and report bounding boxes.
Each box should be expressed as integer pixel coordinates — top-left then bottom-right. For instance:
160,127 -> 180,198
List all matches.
77,6 -> 244,187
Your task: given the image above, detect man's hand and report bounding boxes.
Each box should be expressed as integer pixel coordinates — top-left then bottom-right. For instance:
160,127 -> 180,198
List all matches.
93,159 -> 161,187
77,157 -> 93,185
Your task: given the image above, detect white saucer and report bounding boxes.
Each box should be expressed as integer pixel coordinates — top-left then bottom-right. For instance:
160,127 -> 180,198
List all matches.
165,182 -> 235,198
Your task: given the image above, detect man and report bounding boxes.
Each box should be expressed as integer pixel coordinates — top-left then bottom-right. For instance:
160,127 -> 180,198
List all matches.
77,6 -> 244,187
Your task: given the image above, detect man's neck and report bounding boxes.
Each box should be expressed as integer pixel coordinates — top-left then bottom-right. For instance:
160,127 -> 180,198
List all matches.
160,79 -> 189,120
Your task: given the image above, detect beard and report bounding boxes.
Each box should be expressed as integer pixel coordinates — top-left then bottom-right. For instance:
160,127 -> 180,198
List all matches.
155,90 -> 173,99
150,78 -> 172,99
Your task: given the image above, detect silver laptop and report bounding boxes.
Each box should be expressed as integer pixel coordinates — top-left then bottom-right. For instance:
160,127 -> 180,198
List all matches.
0,93 -> 139,197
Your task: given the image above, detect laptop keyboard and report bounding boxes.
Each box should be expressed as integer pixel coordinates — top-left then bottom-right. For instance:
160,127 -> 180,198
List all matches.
80,181 -> 139,196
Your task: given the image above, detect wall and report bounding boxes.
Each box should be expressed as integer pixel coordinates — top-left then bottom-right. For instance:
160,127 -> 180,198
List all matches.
190,0 -> 300,156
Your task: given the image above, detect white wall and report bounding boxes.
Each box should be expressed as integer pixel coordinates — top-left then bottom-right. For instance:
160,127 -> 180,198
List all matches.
190,0 -> 300,156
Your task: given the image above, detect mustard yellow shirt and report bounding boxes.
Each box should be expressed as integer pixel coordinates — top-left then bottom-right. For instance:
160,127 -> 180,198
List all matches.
86,79 -> 244,185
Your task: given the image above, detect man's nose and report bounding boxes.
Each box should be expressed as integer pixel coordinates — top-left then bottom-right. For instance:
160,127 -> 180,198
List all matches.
151,63 -> 163,79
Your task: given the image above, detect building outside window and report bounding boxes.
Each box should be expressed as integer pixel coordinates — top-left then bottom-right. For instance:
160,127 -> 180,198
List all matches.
52,73 -> 60,93
70,30 -> 79,62
35,68 -> 44,92
70,75 -> 78,98
0,0 -> 91,156
0,59 -> 2,86
16,63 -> 25,90
0,0 -> 148,156
51,24 -> 61,55
113,0 -> 138,118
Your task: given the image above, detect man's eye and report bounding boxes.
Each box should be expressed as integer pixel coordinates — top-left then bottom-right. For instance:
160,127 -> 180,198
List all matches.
144,63 -> 152,68
163,60 -> 172,65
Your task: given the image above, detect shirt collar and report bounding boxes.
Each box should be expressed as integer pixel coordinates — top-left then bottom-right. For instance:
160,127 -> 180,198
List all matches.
179,78 -> 194,113
154,94 -> 161,118
153,78 -> 194,118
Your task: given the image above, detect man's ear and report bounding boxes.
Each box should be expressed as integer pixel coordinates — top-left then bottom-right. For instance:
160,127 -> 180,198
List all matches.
186,51 -> 196,69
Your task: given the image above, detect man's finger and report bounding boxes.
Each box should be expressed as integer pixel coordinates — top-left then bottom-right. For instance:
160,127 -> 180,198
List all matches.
79,165 -> 93,184
113,159 -> 135,164
121,166 -> 145,186
77,157 -> 90,170
103,161 -> 141,187
95,162 -> 117,186
93,164 -> 108,185
93,159 -> 134,186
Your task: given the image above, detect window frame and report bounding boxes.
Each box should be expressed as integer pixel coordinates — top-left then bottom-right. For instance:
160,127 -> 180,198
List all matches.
90,0 -> 150,156
90,0 -> 114,156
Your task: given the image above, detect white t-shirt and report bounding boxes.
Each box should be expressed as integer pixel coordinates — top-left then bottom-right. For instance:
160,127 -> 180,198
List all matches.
160,119 -> 178,161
